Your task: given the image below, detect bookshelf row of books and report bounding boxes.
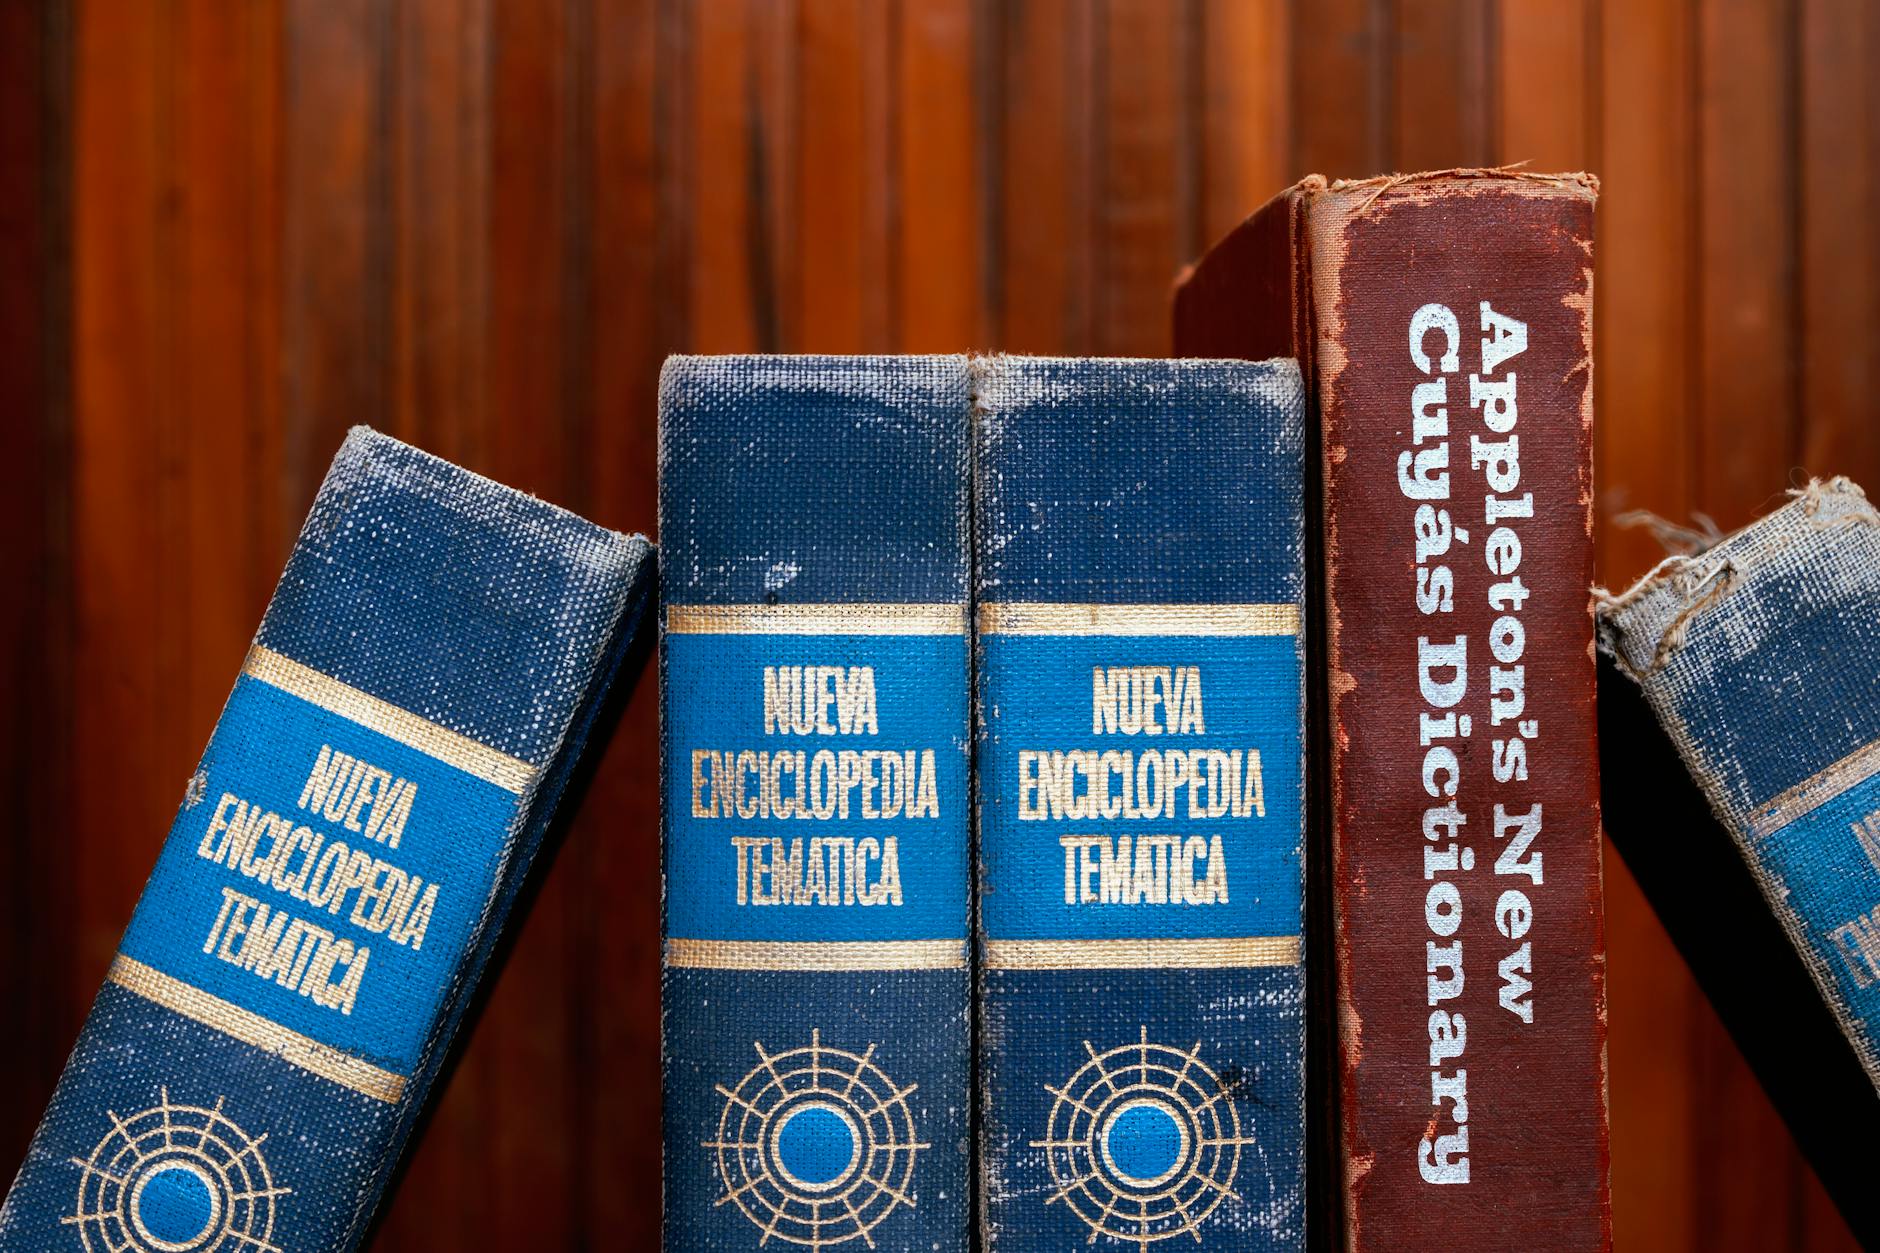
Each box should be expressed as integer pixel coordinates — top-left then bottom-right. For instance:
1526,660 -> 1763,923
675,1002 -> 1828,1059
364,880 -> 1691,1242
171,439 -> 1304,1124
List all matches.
2,168 -> 1875,1252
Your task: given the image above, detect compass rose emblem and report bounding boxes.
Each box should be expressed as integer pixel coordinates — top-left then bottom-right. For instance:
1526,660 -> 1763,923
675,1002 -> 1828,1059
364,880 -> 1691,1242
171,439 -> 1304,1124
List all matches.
1033,1028 -> 1256,1248
706,1030 -> 927,1249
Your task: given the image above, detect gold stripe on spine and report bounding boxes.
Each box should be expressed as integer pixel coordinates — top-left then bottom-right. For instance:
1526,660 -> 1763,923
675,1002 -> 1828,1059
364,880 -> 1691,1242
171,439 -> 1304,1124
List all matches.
663,604 -> 968,636
1749,737 -> 1880,841
243,645 -> 535,795
664,938 -> 968,970
982,936 -> 1301,970
977,602 -> 1300,637
108,956 -> 407,1103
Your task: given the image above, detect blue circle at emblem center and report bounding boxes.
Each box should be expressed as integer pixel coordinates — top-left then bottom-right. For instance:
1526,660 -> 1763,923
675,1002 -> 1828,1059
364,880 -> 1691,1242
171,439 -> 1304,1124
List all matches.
133,1162 -> 219,1248
1103,1101 -> 1186,1186
775,1104 -> 859,1191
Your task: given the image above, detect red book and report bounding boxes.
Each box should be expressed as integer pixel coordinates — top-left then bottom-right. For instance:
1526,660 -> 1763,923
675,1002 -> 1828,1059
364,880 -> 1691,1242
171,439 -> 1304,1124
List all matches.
1175,171 -> 1610,1250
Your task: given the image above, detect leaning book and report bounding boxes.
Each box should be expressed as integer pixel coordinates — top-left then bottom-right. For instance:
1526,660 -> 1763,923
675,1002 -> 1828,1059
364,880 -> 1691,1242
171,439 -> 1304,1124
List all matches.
0,429 -> 652,1251
1598,477 -> 1880,1241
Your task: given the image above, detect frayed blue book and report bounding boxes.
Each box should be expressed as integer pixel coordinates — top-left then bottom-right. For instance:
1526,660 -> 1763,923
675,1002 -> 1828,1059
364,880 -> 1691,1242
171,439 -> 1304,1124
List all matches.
1599,479 -> 1880,1199
659,356 -> 973,1252
974,357 -> 1308,1250
0,429 -> 652,1251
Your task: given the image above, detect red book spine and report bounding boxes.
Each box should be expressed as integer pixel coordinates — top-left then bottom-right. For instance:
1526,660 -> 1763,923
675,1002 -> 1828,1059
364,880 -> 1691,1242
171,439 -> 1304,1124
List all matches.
1176,171 -> 1611,1250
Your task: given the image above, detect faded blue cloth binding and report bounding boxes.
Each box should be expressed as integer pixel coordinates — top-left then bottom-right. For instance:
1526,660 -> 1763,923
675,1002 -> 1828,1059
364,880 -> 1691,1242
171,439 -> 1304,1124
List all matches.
1600,479 -> 1880,1089
0,428 -> 652,1252
974,356 -> 1308,1251
660,356 -> 973,1253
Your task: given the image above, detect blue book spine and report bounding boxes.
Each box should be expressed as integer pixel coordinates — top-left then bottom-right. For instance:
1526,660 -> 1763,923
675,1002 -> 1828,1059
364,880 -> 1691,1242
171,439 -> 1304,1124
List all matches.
659,356 -> 973,1252
1600,478 -> 1880,1082
974,356 -> 1308,1251
0,428 -> 652,1252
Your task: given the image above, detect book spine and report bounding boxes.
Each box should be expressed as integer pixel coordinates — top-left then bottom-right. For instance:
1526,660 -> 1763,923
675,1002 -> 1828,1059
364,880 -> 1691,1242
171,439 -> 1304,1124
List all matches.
658,355 -> 973,1253
1306,175 -> 1610,1248
1599,480 -> 1880,1090
973,355 -> 1308,1251
0,428 -> 651,1252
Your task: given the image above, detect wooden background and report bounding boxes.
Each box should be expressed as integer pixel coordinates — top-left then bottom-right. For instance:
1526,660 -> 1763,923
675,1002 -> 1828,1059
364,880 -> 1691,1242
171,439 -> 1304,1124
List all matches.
2,1 -> 1876,1248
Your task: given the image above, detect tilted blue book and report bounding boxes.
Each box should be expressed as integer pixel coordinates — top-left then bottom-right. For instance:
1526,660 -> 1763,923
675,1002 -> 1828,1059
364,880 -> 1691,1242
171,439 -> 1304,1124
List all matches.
974,356 -> 1308,1250
659,356 -> 972,1252
0,429 -> 652,1252
1600,479 -> 1880,1093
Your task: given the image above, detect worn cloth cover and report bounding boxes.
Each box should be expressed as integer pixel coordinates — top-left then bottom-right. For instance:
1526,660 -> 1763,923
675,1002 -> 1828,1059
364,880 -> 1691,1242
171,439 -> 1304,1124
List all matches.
0,428 -> 652,1252
975,356 -> 1308,1250
659,356 -> 972,1252
1176,170 -> 1611,1250
1601,480 -> 1880,1089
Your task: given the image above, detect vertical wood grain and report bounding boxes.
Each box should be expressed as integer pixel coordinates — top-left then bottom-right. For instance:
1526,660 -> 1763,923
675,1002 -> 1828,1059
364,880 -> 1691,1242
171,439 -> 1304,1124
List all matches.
1094,0 -> 1186,356
1495,0 -> 1590,173
8,4 -> 1875,1248
688,0 -> 764,350
388,0 -> 491,466
897,0 -> 984,349
1292,0 -> 1389,177
996,0 -> 1094,351
282,0 -> 386,508
1196,0 -> 1290,247
795,0 -> 891,351
1799,0 -> 1880,488
1696,0 -> 1799,528
70,0 -> 168,991
1393,0 -> 1492,171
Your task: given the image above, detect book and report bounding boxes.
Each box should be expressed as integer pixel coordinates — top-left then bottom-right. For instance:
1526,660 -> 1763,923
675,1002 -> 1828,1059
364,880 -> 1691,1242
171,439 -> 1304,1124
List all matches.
1597,478 -> 1880,1241
658,355 -> 973,1252
1175,171 -> 1612,1248
974,355 -> 1309,1250
0,428 -> 653,1251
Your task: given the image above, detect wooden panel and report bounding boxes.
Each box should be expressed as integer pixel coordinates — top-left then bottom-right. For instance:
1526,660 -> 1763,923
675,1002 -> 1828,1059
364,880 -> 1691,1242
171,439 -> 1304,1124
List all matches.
4,2 -> 1874,1248
1799,0 -> 1880,488
1196,0 -> 1289,246
1697,0 -> 1799,528
1093,0 -> 1185,356
1393,0 -> 1492,171
1292,0 -> 1389,177
897,0 -> 984,349
997,0 -> 1095,351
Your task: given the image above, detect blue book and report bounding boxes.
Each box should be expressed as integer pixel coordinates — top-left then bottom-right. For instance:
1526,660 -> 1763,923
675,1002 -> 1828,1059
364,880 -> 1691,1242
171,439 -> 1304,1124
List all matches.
974,357 -> 1308,1250
0,429 -> 652,1251
1598,478 -> 1880,1230
659,356 -> 973,1252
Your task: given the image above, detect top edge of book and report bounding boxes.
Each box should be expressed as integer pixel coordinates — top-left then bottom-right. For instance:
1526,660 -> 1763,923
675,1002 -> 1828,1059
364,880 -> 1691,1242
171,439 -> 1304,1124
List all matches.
263,426 -> 650,768
657,351 -> 1300,368
1173,169 -> 1598,299
1598,477 -> 1878,674
1320,166 -> 1595,194
333,425 -> 649,561
1296,166 -> 1596,202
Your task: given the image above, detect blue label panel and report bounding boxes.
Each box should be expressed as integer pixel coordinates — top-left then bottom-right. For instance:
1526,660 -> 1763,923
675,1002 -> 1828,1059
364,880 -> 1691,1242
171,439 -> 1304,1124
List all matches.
664,632 -> 970,942
979,632 -> 1302,941
119,674 -> 518,1072
1763,768 -> 1880,1031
